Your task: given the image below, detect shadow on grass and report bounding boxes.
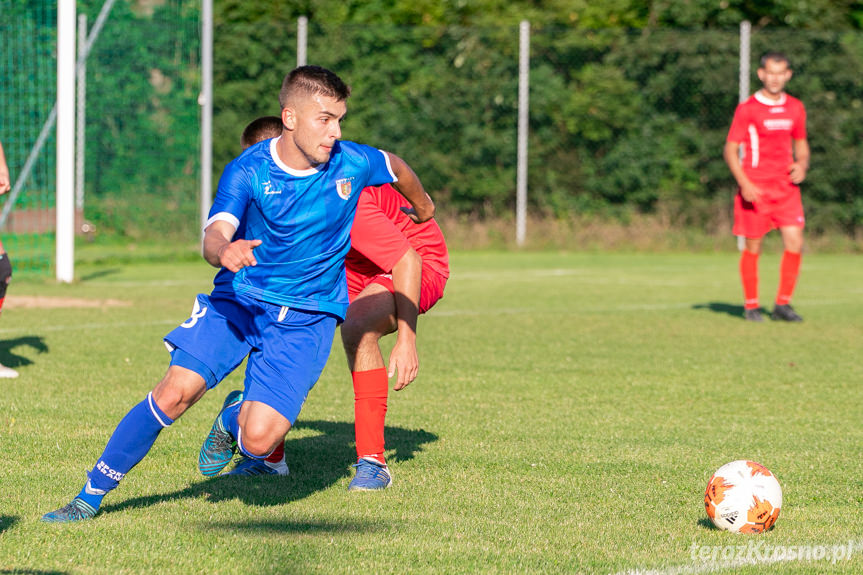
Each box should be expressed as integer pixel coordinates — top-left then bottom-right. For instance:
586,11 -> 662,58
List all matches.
101,420 -> 437,518
0,515 -> 19,534
0,336 -> 48,368
692,302 -> 747,320
697,517 -> 717,531
208,518 -> 381,535
0,570 -> 69,575
79,268 -> 122,282
697,516 -> 777,533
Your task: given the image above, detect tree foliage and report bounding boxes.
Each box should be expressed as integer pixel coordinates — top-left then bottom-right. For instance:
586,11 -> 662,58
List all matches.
50,1 -> 863,238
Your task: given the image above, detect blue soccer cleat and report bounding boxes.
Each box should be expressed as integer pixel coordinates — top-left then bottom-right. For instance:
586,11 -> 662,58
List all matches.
348,458 -> 393,491
41,497 -> 98,523
225,455 -> 289,476
198,389 -> 243,476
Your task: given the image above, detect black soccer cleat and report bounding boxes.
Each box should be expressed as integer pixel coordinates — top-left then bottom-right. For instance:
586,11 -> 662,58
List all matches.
771,304 -> 803,322
744,308 -> 764,322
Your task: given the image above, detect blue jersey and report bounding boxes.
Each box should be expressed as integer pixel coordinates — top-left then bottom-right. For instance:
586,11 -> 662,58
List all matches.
208,137 -> 396,319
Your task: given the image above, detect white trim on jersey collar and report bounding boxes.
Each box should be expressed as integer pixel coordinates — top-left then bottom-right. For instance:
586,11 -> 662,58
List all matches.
269,136 -> 323,177
754,91 -> 787,106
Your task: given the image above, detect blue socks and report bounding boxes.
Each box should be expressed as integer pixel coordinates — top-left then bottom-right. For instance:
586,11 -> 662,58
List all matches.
78,392 -> 174,510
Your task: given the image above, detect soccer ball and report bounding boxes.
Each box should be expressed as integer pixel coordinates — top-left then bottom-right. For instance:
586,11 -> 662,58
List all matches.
704,460 -> 782,534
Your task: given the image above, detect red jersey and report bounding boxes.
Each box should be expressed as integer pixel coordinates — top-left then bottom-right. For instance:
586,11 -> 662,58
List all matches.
727,91 -> 807,185
347,184 -> 449,280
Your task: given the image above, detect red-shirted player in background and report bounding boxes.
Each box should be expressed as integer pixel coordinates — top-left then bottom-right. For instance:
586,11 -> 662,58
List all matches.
724,52 -> 810,322
233,117 -> 449,490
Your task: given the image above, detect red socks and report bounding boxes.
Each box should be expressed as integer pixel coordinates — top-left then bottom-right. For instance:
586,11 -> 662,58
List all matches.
353,368 -> 389,464
739,250 -> 760,310
266,441 -> 284,463
739,249 -> 802,309
776,250 -> 801,306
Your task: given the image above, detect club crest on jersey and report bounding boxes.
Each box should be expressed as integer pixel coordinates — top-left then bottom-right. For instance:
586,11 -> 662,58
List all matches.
335,178 -> 354,200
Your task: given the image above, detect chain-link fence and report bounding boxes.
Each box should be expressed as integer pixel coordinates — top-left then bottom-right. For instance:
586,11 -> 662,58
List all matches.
0,1 -> 57,274
3,5 -> 861,277
0,0 -> 199,276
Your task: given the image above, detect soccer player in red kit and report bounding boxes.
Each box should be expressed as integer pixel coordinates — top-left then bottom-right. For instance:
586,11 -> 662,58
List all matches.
252,184 -> 449,489
724,52 -> 810,322
231,118 -> 448,489
340,183 -> 449,490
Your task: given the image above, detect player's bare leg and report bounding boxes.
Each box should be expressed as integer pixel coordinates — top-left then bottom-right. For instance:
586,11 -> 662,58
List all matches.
198,391 -> 293,476
341,283 -> 398,490
152,365 -> 209,419
772,226 -> 804,321
342,282 -> 398,371
237,401 -> 292,456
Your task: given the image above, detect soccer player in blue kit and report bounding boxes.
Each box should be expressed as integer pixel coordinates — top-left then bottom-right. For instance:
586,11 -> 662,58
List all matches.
42,65 -> 435,522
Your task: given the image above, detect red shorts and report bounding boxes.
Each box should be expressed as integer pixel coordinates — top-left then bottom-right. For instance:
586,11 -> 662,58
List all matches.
346,263 -> 447,314
733,183 -> 805,238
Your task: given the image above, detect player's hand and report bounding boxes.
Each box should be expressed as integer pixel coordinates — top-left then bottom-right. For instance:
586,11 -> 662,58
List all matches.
400,206 -> 423,223
0,173 -> 10,195
788,162 -> 807,185
739,181 -> 762,203
218,239 -> 262,272
399,197 -> 434,224
388,339 -> 419,391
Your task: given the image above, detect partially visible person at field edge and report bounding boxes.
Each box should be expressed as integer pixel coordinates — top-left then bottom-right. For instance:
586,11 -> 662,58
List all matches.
227,116 -> 449,491
723,51 -> 810,323
40,65 -> 435,522
0,139 -> 18,378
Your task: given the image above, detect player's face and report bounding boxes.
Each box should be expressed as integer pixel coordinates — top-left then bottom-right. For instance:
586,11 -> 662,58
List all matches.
283,94 -> 346,168
757,59 -> 792,97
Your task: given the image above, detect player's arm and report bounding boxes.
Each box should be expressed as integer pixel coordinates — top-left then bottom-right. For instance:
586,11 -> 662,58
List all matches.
388,246 -> 422,391
203,160 -> 262,271
789,138 -> 810,185
202,220 -> 261,271
385,153 -> 435,224
202,220 -> 262,271
723,140 -> 761,203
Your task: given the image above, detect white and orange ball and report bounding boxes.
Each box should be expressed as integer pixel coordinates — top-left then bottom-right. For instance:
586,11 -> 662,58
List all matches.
704,460 -> 782,533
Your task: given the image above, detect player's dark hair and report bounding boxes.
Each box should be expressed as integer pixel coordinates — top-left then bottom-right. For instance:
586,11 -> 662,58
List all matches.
241,116 -> 283,150
760,52 -> 790,68
279,65 -> 351,110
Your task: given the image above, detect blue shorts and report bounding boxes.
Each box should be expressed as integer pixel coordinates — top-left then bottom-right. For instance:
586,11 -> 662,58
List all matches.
164,292 -> 337,424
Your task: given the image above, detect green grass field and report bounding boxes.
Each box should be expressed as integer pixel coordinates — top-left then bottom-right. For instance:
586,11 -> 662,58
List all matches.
1,251 -> 861,574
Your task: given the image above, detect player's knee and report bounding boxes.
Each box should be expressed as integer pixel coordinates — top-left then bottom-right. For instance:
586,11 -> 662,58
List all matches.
238,421 -> 283,456
152,367 -> 206,416
340,320 -> 380,354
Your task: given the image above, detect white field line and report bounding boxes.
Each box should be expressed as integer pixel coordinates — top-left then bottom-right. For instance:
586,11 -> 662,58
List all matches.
0,296 -> 853,334
0,318 -> 178,336
82,279 -> 210,287
426,298 -> 854,317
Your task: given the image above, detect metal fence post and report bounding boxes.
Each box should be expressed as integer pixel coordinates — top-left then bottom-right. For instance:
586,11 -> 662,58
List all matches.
737,20 -> 751,252
516,20 -> 530,247
298,16 -> 308,67
56,0 -> 76,283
